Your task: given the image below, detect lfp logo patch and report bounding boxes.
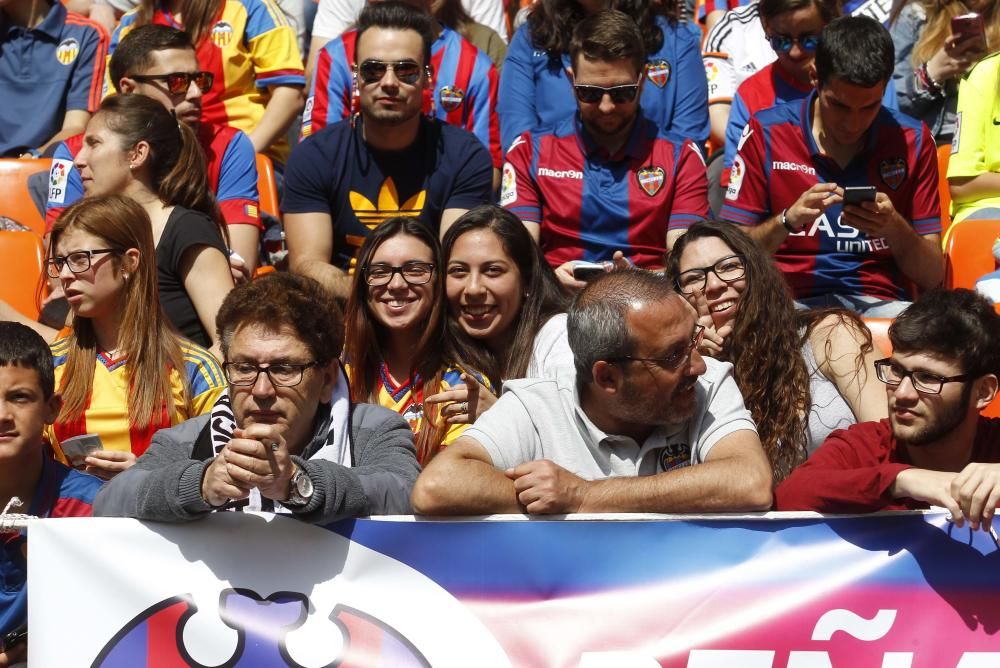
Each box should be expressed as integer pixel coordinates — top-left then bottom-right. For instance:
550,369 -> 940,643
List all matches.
56,38 -> 79,65
645,60 -> 671,88
879,158 -> 907,190
637,166 -> 665,196
211,21 -> 234,47
439,86 -> 465,112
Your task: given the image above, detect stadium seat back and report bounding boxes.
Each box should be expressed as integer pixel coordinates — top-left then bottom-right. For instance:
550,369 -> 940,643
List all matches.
944,219 -> 1000,290
0,230 -> 45,319
0,158 -> 51,236
255,153 -> 280,220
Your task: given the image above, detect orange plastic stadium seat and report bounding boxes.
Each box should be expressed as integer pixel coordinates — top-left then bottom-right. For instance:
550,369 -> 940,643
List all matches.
864,318 -> 893,357
937,144 -> 951,240
944,218 -> 1000,290
255,153 -> 280,220
0,158 -> 51,236
0,231 -> 45,319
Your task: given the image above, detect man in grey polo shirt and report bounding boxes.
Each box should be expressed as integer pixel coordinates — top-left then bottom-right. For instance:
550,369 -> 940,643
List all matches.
411,270 -> 773,515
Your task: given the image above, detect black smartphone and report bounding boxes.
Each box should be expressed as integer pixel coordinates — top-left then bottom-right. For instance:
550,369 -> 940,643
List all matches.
951,13 -> 986,45
1,623 -> 26,653
572,262 -> 609,281
843,186 -> 877,205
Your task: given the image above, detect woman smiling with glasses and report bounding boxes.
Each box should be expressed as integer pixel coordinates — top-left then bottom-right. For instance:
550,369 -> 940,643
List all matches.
343,217 -> 490,465
666,220 -> 886,482
46,195 -> 225,479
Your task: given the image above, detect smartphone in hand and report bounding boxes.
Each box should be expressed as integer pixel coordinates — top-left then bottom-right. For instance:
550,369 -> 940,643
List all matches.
951,13 -> 986,48
843,186 -> 877,205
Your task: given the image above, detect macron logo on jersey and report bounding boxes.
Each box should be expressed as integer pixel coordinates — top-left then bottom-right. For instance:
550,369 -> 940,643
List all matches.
537,167 -> 583,180
772,161 -> 817,175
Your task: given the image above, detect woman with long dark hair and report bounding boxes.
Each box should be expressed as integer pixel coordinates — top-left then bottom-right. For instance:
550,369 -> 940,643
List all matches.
498,0 -> 709,151
47,195 -> 225,478
343,217 -> 489,464
666,220 -> 886,482
442,205 -> 572,387
75,94 -> 234,351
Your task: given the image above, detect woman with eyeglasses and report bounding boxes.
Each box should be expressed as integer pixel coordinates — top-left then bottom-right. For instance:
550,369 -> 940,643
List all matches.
442,205 -> 573,390
46,195 -> 226,479
666,220 -> 887,482
75,94 -> 234,354
108,0 -> 305,164
343,217 -> 491,465
889,0 -> 997,143
497,0 -> 709,152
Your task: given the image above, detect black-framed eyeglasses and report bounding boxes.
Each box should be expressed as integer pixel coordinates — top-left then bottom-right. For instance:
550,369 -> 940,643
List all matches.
129,71 -> 214,94
768,34 -> 820,53
224,361 -> 319,387
675,254 -> 747,295
573,78 -> 642,104
874,358 -> 974,395
46,248 -> 119,278
364,261 -> 435,286
609,325 -> 705,372
357,59 -> 423,85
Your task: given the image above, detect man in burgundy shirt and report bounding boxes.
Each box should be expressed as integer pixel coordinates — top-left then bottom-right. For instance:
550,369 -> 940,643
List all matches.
776,289 -> 1000,531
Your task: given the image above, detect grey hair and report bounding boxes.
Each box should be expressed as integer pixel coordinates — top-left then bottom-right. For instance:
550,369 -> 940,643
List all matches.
567,269 -> 678,385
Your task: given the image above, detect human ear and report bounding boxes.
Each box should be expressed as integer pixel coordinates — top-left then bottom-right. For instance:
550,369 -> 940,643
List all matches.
591,360 -> 623,396
974,374 -> 999,411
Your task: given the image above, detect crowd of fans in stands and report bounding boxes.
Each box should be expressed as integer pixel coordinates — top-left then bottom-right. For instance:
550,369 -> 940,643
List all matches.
2,0 -> 1000,662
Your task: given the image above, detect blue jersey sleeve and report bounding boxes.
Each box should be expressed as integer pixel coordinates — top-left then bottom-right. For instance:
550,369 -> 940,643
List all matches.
65,19 -> 109,113
724,92 -> 751,170
464,51 -> 501,168
498,24 -> 541,152
668,22 -> 711,146
217,131 -> 259,203
45,144 -> 83,230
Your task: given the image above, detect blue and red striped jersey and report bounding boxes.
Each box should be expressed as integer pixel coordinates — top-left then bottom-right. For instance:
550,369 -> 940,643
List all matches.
0,456 -> 101,636
502,116 -> 710,269
720,92 -> 941,301
46,122 -> 260,231
302,25 -> 501,168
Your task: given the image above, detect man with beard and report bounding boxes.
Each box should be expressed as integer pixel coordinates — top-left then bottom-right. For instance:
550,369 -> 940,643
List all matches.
282,1 -> 493,299
776,290 -> 1000,529
499,10 -> 710,291
411,270 -> 773,515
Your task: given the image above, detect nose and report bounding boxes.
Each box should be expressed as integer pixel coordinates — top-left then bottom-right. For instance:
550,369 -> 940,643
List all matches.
56,260 -> 76,281
465,272 -> 487,299
386,269 -> 408,290
187,78 -> 203,103
251,368 -> 277,399
891,374 -> 920,402
686,348 -> 707,377
380,66 -> 401,89
598,93 -> 616,114
704,269 -> 727,293
74,146 -> 89,172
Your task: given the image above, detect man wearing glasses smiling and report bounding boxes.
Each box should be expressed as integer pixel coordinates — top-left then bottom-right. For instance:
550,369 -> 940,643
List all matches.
412,270 -> 773,516
96,273 -> 420,522
283,1 -> 492,300
501,10 -> 710,292
777,290 -> 1000,530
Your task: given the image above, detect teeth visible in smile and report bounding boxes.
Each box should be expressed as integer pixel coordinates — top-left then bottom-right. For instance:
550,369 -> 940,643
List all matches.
464,305 -> 492,316
711,300 -> 736,313
388,300 -> 410,307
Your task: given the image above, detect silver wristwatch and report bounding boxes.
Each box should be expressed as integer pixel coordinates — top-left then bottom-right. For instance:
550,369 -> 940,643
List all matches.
285,466 -> 314,507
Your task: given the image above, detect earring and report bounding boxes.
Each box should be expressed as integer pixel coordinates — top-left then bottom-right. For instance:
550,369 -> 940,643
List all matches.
129,164 -> 136,171
122,273 -> 129,280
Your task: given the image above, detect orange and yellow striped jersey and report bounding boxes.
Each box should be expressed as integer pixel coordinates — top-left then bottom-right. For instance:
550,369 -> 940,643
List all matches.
47,337 -> 226,459
109,0 -> 305,163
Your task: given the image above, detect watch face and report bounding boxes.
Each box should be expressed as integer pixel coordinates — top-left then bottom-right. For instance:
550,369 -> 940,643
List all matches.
295,470 -> 314,498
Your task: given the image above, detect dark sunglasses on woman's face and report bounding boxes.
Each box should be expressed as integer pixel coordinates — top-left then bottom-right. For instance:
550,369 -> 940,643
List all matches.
573,82 -> 641,105
768,33 -> 820,53
357,59 -> 423,85
129,71 -> 215,94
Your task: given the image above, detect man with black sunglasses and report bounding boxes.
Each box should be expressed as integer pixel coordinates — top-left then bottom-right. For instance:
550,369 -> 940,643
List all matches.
776,290 -> 1000,527
45,25 -> 263,274
283,1 -> 492,299
500,10 -> 710,291
95,273 -> 420,522
412,269 -> 772,516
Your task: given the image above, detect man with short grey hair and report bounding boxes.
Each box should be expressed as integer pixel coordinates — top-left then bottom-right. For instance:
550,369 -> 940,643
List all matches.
411,270 -> 772,515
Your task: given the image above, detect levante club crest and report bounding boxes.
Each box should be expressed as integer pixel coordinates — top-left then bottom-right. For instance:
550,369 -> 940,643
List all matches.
645,60 -> 671,88
879,158 -> 907,190
637,166 -> 665,196
439,86 -> 465,112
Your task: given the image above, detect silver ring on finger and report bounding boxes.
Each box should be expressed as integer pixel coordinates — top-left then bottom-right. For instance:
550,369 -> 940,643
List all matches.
461,401 -> 469,414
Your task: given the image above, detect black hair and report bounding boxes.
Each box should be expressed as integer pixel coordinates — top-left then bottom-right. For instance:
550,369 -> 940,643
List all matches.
889,289 -> 1000,378
355,1 -> 435,67
758,0 -> 842,22
109,24 -> 196,93
814,15 -> 894,87
0,322 -> 55,399
569,9 -> 647,75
